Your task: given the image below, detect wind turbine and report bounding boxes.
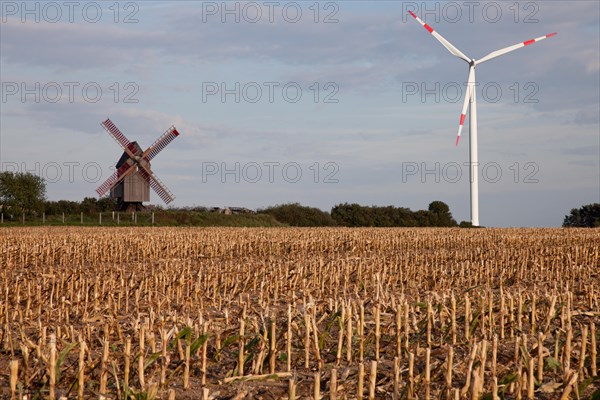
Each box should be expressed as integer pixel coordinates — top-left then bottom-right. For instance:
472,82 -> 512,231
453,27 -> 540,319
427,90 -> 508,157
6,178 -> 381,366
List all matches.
407,10 -> 556,226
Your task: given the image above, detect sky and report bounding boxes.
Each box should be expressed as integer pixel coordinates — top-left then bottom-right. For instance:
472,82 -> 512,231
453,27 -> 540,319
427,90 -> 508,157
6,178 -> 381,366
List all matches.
1,0 -> 598,227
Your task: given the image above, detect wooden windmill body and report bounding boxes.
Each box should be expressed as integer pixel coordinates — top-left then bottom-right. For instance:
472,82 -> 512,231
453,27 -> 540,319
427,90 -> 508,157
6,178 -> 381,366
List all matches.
110,142 -> 150,211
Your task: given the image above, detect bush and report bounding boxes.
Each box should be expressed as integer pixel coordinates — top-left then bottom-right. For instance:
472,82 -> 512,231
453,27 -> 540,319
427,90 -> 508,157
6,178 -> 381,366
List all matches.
563,203 -> 600,227
331,201 -> 457,227
261,203 -> 337,227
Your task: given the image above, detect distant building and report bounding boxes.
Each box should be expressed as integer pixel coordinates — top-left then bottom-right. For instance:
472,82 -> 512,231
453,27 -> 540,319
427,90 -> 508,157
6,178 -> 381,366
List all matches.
210,207 -> 254,215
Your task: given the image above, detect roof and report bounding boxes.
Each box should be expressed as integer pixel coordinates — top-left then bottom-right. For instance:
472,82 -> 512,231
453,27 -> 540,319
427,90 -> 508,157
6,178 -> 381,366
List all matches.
115,141 -> 143,168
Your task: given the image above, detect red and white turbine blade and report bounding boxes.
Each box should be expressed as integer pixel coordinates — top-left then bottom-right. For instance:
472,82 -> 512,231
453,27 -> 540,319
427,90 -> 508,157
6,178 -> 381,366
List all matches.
95,162 -> 136,196
143,126 -> 180,161
408,11 -> 471,63
138,168 -> 175,204
476,32 -> 557,65
456,66 -> 475,146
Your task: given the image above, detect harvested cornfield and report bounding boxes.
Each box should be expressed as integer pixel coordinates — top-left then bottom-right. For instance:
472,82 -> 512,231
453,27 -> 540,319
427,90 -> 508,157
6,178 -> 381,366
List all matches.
0,227 -> 598,399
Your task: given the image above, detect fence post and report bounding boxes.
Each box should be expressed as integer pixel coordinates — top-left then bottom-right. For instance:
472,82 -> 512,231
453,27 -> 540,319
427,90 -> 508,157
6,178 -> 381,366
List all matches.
134,212 -> 137,224
43,212 -> 46,224
112,211 -> 115,220
62,212 -> 65,224
1,213 -> 3,224
22,212 -> 25,224
80,212 -> 83,224
99,213 -> 102,225
152,212 -> 155,225
117,213 -> 120,225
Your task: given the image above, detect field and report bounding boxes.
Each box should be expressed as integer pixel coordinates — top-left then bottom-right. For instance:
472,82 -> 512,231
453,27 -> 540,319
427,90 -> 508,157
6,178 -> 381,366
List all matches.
0,227 -> 598,399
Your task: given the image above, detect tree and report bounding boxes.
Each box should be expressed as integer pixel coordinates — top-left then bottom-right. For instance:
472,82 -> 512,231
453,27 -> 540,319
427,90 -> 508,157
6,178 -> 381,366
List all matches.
563,203 -> 600,227
44,200 -> 80,215
0,171 -> 46,215
80,197 -> 98,214
331,203 -> 374,227
261,203 -> 337,227
428,201 -> 457,227
331,201 -> 457,227
97,197 -> 117,212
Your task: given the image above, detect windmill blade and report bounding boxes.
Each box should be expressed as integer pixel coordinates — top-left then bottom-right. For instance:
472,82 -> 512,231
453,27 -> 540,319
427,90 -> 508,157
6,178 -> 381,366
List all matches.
138,167 -> 175,204
95,161 -> 136,196
143,126 -> 180,161
456,66 -> 476,146
101,118 -> 142,159
408,10 -> 471,63
101,118 -> 131,150
476,32 -> 557,65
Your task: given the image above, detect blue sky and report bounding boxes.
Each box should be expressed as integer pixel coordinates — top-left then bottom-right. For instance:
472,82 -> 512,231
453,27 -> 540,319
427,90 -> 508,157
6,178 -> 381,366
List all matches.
1,0 -> 598,226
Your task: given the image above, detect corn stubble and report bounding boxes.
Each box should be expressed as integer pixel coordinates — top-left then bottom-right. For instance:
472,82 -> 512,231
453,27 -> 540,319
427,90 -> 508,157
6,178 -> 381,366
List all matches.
0,226 -> 598,399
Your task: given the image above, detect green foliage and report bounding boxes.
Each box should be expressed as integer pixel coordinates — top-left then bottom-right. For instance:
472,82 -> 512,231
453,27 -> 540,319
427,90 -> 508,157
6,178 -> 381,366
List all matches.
0,171 -> 46,214
2,208 -> 284,227
190,334 -> 209,355
123,384 -> 159,400
43,198 -> 116,215
497,371 -> 519,398
469,312 -> 481,336
330,201 -> 457,227
578,377 -> 595,396
143,352 -> 162,371
56,342 -> 78,384
498,372 -> 520,385
168,326 -> 193,350
563,203 -> 600,227
153,211 -> 283,227
82,197 -> 117,213
260,203 -> 337,227
428,200 -> 457,226
221,334 -> 240,349
43,200 -> 81,215
5,198 -> 459,228
545,356 -> 560,371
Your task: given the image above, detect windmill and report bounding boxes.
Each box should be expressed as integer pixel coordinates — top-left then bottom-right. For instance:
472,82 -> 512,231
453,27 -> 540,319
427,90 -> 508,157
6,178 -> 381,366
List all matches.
407,11 -> 556,226
96,118 -> 180,211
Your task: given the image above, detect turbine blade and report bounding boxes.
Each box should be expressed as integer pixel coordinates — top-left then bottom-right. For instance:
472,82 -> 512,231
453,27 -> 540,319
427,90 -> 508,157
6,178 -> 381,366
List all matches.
95,161 -> 136,196
476,32 -> 557,65
456,66 -> 475,146
408,11 -> 471,63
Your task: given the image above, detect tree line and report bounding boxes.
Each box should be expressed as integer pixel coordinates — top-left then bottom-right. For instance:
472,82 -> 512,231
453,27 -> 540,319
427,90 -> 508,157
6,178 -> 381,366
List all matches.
562,203 -> 600,227
261,202 -> 458,227
2,171 -> 598,227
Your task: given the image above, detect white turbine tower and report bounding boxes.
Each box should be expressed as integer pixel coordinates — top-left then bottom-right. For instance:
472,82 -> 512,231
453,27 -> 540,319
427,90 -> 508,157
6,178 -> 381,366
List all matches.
408,10 -> 556,226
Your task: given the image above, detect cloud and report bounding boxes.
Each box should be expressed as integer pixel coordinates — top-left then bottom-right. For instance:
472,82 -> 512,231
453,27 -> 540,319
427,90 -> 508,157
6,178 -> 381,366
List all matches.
1,19 -> 166,72
562,145 -> 600,156
568,159 -> 598,167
